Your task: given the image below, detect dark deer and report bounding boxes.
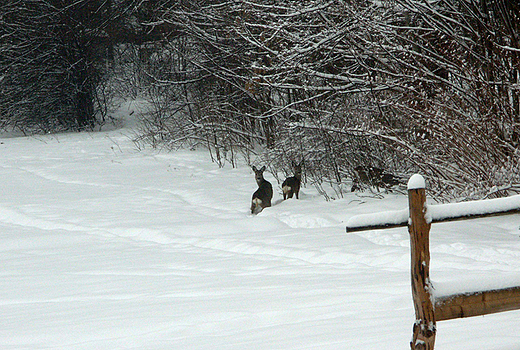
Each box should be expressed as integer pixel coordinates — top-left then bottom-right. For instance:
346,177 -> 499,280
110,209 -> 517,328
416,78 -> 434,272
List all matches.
351,165 -> 399,192
251,165 -> 273,214
282,161 -> 302,200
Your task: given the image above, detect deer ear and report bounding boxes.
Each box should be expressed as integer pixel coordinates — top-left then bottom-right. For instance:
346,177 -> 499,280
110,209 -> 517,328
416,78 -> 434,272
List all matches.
260,166 -> 266,172
252,166 -> 258,172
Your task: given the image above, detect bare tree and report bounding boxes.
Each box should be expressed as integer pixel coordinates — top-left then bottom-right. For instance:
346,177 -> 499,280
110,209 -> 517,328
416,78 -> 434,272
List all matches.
0,0 -> 122,133
369,0 -> 520,199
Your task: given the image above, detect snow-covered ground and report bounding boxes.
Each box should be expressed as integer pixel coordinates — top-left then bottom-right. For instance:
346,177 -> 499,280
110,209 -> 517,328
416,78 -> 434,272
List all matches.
2,108 -> 520,349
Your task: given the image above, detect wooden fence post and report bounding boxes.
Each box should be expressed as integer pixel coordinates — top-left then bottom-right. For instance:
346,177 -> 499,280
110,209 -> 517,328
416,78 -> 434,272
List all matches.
408,175 -> 436,350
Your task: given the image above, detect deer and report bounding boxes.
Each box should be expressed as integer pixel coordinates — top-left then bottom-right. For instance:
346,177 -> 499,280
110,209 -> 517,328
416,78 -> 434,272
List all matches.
251,165 -> 273,214
351,165 -> 399,192
282,161 -> 302,200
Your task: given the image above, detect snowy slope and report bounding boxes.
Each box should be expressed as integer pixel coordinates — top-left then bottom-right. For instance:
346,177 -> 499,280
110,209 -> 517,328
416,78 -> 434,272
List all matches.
1,114 -> 520,349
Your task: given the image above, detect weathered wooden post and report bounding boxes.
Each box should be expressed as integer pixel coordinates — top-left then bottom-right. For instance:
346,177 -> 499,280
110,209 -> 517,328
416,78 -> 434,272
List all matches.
408,174 -> 436,350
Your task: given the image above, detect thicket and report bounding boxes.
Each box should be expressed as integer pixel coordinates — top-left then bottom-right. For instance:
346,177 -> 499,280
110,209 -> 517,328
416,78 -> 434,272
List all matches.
0,0 -> 151,132
2,0 -> 519,201
133,0 -> 520,200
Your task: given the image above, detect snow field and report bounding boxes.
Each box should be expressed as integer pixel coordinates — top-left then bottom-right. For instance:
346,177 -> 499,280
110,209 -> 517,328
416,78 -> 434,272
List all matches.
1,123 -> 519,349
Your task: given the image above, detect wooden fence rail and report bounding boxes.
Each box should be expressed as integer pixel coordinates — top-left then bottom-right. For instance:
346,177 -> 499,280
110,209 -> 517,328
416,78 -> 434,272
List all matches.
346,174 -> 520,350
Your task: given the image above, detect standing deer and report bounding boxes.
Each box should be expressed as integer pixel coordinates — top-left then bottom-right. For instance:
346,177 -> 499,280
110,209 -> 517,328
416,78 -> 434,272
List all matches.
251,165 -> 273,214
282,161 -> 302,200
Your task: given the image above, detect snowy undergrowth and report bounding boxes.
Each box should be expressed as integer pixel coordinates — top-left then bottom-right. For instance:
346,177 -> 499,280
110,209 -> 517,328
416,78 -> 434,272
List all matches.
1,113 -> 520,349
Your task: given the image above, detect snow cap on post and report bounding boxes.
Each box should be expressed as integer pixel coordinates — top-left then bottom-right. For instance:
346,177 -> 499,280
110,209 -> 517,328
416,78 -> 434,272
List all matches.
407,174 -> 425,190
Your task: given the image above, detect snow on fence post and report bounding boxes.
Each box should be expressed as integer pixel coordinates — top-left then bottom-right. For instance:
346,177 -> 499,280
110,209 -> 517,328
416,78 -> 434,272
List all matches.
407,174 -> 436,350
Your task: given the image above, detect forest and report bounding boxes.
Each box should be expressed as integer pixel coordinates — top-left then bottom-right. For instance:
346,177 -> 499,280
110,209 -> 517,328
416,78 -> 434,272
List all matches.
1,0 -> 519,201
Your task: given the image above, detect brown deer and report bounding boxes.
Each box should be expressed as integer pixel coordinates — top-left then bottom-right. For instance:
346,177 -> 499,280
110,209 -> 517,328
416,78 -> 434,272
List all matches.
282,161 -> 302,200
351,165 -> 399,192
251,165 -> 273,214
